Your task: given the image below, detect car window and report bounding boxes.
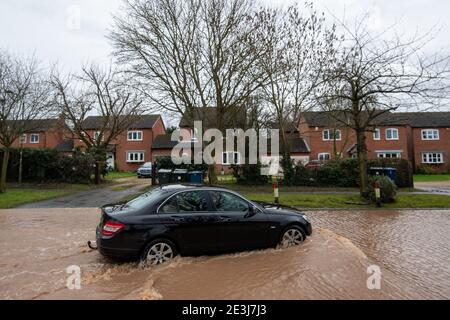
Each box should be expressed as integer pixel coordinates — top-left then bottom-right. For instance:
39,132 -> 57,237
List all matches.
210,191 -> 249,212
126,188 -> 164,210
176,191 -> 209,212
159,195 -> 178,213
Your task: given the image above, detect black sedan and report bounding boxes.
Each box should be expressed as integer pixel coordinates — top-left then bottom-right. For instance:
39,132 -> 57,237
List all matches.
96,184 -> 312,266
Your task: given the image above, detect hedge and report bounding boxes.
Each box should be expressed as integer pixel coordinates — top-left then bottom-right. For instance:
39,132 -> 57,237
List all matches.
293,158 -> 413,188
0,147 -> 94,184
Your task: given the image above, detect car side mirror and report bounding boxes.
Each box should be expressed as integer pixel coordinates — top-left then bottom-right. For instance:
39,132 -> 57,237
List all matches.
245,205 -> 258,218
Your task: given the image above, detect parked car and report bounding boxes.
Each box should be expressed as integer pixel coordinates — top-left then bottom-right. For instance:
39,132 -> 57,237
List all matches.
96,184 -> 312,266
137,162 -> 153,178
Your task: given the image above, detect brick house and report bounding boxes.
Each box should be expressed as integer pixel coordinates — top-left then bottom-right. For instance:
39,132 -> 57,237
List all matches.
76,115 -> 166,171
174,107 -> 310,173
9,118 -> 67,150
299,111 -> 414,161
397,112 -> 450,173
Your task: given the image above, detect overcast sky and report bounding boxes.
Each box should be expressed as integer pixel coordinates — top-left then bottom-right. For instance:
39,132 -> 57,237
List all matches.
1,0 -> 449,120
1,0 -> 449,70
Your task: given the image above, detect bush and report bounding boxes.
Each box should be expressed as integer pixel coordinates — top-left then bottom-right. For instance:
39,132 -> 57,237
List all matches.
154,155 -> 208,172
0,147 -> 94,184
232,162 -> 269,185
367,158 -> 413,188
280,154 -> 295,186
367,175 -> 397,203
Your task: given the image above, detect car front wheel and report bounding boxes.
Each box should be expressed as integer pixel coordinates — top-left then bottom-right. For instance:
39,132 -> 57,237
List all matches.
278,226 -> 305,248
140,239 -> 177,266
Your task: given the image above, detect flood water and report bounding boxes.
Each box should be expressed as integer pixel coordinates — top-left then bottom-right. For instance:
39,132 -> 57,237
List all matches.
0,208 -> 449,300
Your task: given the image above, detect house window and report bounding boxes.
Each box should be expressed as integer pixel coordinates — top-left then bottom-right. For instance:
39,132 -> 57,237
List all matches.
93,131 -> 103,141
422,152 -> 443,164
386,128 -> 399,140
373,129 -> 381,140
30,133 -> 39,144
126,151 -> 145,163
222,151 -> 241,165
377,152 -> 401,159
323,129 -> 341,141
318,153 -> 331,161
421,129 -> 439,140
19,134 -> 27,144
127,131 -> 143,141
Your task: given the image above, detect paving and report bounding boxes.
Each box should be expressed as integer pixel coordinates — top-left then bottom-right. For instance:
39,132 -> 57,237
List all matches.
414,181 -> 450,195
18,177 -> 152,209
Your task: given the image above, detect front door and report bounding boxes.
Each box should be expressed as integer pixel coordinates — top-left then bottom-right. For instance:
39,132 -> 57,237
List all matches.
106,152 -> 115,171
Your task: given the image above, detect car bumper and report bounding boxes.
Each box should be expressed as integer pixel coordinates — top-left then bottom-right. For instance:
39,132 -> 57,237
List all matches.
137,172 -> 152,177
305,223 -> 312,236
96,229 -> 141,260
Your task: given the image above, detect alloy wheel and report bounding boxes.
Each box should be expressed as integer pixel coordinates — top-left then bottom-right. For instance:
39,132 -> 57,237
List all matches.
280,228 -> 304,248
145,242 -> 174,265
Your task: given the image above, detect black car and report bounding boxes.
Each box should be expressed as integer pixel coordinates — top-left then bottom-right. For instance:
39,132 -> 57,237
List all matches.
96,184 -> 312,266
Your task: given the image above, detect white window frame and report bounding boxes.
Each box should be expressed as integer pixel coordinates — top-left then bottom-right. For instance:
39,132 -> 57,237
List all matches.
93,131 -> 103,141
385,128 -> 399,140
373,128 -> 381,140
222,151 -> 241,165
421,129 -> 439,141
126,151 -> 145,163
377,152 -> 401,159
422,152 -> 444,164
30,133 -> 39,144
322,129 -> 341,141
127,130 -> 143,141
19,134 -> 27,144
318,153 -> 331,161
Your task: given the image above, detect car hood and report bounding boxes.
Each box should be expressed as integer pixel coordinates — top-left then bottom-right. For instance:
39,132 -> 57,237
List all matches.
254,201 -> 306,217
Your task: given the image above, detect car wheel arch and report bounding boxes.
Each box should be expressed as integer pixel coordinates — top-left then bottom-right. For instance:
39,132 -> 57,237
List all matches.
140,235 -> 181,256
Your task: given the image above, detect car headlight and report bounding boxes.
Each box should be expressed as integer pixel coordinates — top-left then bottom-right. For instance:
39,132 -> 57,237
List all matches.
302,214 -> 309,222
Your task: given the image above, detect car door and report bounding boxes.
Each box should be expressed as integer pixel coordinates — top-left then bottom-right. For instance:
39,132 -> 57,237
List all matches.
209,191 -> 273,251
158,190 -> 220,254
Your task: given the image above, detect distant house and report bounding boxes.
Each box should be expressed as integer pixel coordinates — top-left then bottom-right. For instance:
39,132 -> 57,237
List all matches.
76,114 -> 166,171
9,117 -> 67,150
397,112 -> 450,173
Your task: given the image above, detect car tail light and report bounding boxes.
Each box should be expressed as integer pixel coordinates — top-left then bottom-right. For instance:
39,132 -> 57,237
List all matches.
101,220 -> 125,236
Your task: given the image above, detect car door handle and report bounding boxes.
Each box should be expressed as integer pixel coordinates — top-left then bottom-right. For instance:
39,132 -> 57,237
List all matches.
219,216 -> 231,222
170,216 -> 185,222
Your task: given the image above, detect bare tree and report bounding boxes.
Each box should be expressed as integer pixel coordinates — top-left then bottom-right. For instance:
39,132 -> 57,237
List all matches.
0,51 -> 52,193
50,64 -> 145,183
318,17 -> 450,195
257,4 -> 337,151
109,0 -> 269,182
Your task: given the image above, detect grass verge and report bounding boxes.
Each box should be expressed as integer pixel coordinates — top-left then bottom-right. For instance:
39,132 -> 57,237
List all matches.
414,174 -> 450,183
0,189 -> 71,209
244,193 -> 450,209
104,172 -> 136,180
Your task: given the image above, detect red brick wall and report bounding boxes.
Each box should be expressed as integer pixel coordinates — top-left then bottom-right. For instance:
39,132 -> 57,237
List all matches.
74,116 -> 167,172
11,127 -> 65,149
412,127 -> 450,173
299,118 -> 412,161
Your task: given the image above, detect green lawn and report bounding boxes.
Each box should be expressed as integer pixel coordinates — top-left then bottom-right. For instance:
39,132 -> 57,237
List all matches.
104,171 -> 136,180
0,189 -> 71,209
244,193 -> 450,209
414,174 -> 450,182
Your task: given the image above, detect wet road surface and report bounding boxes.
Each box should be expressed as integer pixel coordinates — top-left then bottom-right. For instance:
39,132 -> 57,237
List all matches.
0,208 -> 449,299
18,179 -> 150,209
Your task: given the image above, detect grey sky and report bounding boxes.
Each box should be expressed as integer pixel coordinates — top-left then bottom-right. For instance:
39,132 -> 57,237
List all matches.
1,0 -> 449,70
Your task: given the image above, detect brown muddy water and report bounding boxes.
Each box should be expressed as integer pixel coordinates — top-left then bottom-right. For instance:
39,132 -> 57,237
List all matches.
0,208 -> 449,300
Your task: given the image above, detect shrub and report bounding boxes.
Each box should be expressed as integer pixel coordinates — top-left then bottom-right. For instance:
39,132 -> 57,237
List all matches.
367,175 -> 397,203
280,154 -> 295,186
154,155 -> 208,172
367,158 -> 413,188
232,162 -> 269,185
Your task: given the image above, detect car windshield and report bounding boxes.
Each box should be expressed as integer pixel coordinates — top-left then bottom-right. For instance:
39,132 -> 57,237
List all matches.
125,188 -> 164,209
142,162 -> 152,168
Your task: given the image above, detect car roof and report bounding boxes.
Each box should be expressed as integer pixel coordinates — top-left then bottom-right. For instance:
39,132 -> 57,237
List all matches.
158,183 -> 231,192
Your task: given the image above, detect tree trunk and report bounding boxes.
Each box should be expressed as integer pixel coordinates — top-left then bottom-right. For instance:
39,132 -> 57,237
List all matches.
356,129 -> 369,196
0,149 -> 10,193
18,148 -> 23,184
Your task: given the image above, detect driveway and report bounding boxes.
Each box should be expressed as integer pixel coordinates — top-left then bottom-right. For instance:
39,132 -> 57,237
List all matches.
18,177 -> 152,209
415,180 -> 450,195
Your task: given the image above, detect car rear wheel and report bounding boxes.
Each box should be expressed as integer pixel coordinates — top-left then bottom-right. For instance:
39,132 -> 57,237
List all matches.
278,226 -> 305,248
141,239 -> 177,266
